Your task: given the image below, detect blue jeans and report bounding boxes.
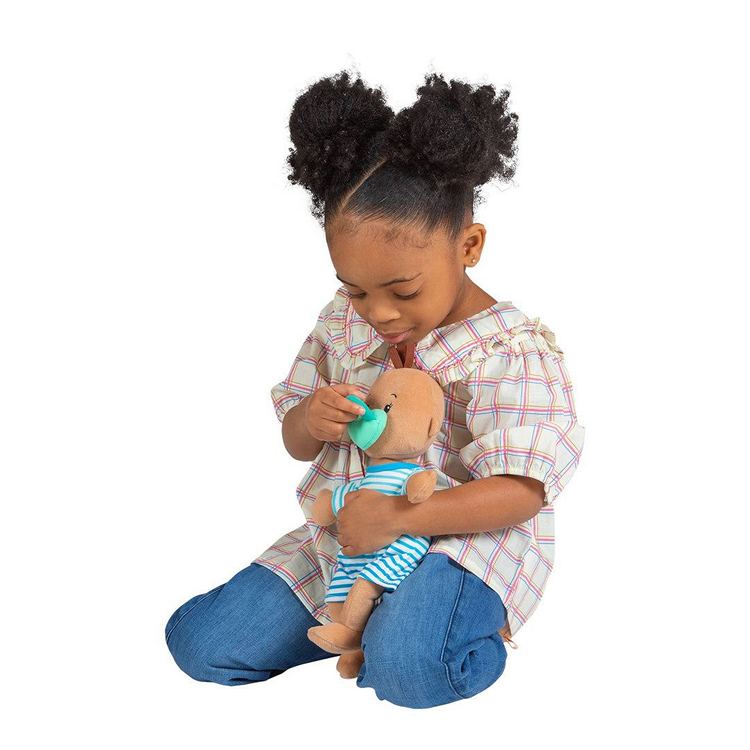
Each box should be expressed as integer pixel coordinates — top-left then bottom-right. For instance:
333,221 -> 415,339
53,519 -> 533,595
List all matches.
165,551 -> 508,709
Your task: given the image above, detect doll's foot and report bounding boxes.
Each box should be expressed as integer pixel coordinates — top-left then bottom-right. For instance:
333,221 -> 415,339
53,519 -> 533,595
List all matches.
307,622 -> 363,654
336,649 -> 364,679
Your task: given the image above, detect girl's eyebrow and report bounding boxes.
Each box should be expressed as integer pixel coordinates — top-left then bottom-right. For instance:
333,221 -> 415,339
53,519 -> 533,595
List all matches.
336,272 -> 422,288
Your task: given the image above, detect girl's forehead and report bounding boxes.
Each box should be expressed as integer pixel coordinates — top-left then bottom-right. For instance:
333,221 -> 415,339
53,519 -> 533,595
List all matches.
328,220 -> 452,280
331,244 -> 441,287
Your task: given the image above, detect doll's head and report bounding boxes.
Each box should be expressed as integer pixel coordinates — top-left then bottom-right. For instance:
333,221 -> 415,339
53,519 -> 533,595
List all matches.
286,70 -> 519,346
347,368 -> 444,462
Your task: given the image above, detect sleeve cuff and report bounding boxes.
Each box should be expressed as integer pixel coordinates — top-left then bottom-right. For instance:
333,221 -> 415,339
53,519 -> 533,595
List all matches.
458,421 -> 585,506
271,391 -> 306,423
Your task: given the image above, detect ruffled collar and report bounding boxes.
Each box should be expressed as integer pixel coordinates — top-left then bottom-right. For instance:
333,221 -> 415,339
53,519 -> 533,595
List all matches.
324,285 -> 562,384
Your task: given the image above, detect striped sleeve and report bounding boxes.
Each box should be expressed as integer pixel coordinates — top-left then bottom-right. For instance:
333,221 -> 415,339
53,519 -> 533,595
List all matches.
331,480 -> 361,517
402,467 -> 427,494
458,342 -> 585,506
270,301 -> 335,422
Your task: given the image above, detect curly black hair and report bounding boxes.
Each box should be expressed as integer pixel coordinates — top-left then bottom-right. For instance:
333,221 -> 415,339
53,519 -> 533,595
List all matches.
286,69 -> 518,244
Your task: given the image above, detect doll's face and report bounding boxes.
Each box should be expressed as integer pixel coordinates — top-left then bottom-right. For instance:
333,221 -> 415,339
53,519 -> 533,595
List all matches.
326,216 -> 487,346
361,369 -> 444,460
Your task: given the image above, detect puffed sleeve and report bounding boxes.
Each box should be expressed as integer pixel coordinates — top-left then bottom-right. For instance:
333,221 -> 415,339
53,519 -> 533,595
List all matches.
458,328 -> 585,506
270,301 -> 335,423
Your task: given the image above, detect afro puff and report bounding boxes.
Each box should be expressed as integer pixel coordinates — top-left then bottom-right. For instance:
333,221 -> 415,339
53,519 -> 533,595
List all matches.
286,70 -> 394,223
286,70 -> 518,240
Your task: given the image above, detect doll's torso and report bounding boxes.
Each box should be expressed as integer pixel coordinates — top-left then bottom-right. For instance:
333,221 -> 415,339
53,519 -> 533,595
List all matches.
324,462 -> 432,602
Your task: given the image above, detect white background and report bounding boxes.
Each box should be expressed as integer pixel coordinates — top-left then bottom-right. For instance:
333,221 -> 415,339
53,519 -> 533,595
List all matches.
1,1 -> 746,747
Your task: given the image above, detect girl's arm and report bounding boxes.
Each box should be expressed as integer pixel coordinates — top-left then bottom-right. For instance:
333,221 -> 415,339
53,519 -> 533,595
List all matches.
397,474 -> 544,536
281,397 -> 324,461
336,475 -> 544,555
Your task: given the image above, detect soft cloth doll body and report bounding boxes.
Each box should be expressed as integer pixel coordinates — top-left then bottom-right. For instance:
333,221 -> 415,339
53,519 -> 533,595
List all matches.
307,368 -> 445,678
325,463 -> 431,601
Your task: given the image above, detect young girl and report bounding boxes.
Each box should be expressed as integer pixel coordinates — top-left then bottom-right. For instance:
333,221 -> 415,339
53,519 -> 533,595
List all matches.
165,70 -> 585,709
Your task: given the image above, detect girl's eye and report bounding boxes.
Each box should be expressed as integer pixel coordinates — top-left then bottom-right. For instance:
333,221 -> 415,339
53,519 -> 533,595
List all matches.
347,290 -> 420,301
383,402 -> 393,413
394,291 -> 420,300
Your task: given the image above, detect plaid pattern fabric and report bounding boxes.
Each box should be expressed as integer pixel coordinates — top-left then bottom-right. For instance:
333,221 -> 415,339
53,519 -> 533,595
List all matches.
254,286 -> 585,638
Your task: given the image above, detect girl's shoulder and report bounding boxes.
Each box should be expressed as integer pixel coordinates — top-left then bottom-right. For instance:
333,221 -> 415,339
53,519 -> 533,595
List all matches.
474,299 -> 565,358
316,286 -> 565,385
415,299 -> 566,385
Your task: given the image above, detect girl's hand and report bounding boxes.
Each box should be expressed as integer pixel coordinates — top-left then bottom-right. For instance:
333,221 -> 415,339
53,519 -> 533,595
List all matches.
303,384 -> 368,442
337,488 -> 402,556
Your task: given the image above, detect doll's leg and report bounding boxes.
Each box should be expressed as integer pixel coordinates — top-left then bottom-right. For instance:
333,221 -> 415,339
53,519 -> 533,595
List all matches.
307,577 -> 384,653
325,602 -> 365,679
165,562 -> 334,685
326,601 -> 344,621
357,552 -> 509,709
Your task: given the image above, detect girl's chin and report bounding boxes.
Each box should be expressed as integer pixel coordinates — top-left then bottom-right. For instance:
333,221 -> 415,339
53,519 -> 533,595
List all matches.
403,328 -> 424,345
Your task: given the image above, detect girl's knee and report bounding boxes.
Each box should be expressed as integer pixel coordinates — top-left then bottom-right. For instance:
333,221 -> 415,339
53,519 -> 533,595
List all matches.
165,565 -> 332,685
165,612 -> 278,685
443,633 -> 508,700
164,586 -> 274,686
358,625 -> 507,708
165,593 -> 220,683
166,624 -> 223,684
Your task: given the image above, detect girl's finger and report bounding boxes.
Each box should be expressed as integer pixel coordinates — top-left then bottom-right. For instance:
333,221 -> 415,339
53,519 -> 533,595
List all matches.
307,419 -> 344,441
324,390 -> 368,417
330,383 -> 369,404
329,383 -> 368,400
317,424 -> 346,441
316,404 -> 363,424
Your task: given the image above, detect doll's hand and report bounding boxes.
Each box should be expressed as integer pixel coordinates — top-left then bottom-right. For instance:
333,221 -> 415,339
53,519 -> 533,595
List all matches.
337,488 -> 402,556
311,489 -> 335,526
406,470 -> 437,504
303,384 -> 368,442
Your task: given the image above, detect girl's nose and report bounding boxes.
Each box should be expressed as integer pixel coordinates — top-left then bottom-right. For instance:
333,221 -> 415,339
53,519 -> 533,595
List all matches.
367,301 -> 400,327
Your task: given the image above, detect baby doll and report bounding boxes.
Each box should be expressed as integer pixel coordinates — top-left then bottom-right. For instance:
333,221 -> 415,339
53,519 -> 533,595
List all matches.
306,367 -> 445,678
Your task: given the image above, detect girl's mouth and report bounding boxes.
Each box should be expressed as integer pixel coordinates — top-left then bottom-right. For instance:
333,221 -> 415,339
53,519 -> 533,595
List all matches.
378,328 -> 414,344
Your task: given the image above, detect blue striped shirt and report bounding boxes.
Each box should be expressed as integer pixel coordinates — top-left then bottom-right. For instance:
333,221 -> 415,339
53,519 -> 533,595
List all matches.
324,462 -> 432,601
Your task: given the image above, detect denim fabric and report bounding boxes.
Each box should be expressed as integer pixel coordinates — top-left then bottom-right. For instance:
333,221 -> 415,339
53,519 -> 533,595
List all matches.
165,561 -> 333,684
165,552 -> 508,708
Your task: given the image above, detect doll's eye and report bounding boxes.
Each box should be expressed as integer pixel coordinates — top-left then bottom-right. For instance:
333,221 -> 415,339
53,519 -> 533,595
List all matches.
383,402 -> 393,413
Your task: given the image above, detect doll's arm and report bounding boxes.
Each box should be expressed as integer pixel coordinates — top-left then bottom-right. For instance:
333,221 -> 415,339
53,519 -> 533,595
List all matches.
405,470 -> 437,504
311,489 -> 335,526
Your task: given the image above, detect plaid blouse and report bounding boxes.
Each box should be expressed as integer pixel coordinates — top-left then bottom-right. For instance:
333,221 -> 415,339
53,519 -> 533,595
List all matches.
253,286 -> 585,639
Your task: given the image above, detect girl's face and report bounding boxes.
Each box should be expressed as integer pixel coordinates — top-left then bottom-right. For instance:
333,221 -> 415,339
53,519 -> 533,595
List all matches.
326,217 -> 487,346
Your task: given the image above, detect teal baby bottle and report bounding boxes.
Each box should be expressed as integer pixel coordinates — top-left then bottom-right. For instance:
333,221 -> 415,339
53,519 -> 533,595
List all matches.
346,395 -> 387,450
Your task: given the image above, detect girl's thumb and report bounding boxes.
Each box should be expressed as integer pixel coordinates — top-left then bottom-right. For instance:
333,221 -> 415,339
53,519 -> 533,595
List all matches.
338,383 -> 368,399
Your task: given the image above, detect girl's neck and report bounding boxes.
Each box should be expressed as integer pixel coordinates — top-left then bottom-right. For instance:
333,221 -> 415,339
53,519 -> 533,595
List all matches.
439,278 -> 497,328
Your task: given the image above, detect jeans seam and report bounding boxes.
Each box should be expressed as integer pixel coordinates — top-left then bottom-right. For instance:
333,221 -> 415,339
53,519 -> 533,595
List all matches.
439,565 -> 469,701
165,584 -> 223,645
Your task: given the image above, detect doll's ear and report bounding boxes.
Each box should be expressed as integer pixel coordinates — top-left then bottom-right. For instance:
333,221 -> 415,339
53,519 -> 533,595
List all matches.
427,416 -> 440,442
